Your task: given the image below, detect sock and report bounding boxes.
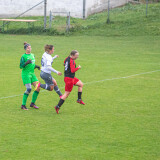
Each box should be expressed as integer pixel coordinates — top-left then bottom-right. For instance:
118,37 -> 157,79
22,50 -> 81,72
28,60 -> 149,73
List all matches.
78,92 -> 82,100
40,84 -> 51,91
57,99 -> 65,108
54,85 -> 62,96
22,93 -> 29,105
31,91 -> 39,104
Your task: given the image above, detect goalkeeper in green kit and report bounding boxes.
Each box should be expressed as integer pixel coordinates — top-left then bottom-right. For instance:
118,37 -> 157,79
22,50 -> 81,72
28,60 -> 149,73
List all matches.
20,42 -> 41,110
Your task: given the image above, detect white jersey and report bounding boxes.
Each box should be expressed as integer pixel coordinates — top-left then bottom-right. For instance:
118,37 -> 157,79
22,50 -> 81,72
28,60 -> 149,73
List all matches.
41,52 -> 58,74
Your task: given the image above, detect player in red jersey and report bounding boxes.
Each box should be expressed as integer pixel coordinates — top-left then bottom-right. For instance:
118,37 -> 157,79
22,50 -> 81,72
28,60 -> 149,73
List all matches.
55,50 -> 85,114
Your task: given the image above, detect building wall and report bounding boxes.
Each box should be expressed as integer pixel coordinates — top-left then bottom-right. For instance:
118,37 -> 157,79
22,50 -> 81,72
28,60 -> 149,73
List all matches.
0,0 -> 128,18
86,0 -> 128,16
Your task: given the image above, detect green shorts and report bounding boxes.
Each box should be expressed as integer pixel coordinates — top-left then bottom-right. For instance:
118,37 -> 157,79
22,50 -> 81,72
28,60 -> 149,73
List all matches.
22,73 -> 38,85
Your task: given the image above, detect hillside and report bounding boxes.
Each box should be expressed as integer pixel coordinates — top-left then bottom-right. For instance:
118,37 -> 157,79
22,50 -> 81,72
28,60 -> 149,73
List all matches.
70,3 -> 160,36
0,3 -> 160,36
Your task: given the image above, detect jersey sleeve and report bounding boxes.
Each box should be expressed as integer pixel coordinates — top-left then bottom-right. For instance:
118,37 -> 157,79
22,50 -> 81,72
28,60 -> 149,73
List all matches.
47,66 -> 58,74
70,59 -> 79,73
19,56 -> 26,69
52,55 -> 58,60
64,58 -> 67,66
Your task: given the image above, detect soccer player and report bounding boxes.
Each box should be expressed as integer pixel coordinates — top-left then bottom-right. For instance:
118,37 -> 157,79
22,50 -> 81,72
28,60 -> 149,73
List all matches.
54,50 -> 85,114
36,45 -> 63,97
20,42 -> 41,110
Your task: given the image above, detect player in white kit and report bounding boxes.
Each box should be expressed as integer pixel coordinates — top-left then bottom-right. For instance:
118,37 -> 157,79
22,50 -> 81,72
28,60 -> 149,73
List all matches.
35,45 -> 63,98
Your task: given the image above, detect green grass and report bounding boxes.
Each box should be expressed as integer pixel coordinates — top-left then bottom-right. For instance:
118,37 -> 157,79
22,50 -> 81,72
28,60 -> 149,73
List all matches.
0,2 -> 160,159
71,3 -> 160,36
0,3 -> 160,36
0,34 -> 160,159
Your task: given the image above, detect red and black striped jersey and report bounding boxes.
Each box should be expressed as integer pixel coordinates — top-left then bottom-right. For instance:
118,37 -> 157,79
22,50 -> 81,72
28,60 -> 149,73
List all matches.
64,56 -> 79,78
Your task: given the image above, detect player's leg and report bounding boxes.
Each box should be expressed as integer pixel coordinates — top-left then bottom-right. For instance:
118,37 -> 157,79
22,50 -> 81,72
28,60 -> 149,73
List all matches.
21,74 -> 32,110
39,71 -> 54,91
74,78 -> 85,105
30,73 -> 40,109
52,78 -> 63,97
30,81 -> 40,109
55,77 -> 73,114
21,83 -> 32,110
54,91 -> 70,114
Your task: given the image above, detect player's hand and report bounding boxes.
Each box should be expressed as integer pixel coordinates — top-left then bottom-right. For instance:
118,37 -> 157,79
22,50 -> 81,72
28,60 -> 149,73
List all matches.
25,59 -> 32,66
55,55 -> 59,58
78,65 -> 81,69
27,59 -> 32,64
35,65 -> 41,70
37,66 -> 41,70
57,72 -> 62,76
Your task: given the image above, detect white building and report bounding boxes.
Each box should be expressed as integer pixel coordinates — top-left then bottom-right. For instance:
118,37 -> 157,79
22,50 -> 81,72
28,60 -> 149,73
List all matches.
0,0 -> 128,18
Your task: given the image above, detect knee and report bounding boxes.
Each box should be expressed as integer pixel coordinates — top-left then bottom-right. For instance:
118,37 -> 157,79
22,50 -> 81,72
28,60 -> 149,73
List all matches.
28,88 -> 32,93
36,87 -> 40,92
25,88 -> 32,94
81,82 -> 83,87
53,81 -> 57,86
50,85 -> 54,91
80,82 -> 83,88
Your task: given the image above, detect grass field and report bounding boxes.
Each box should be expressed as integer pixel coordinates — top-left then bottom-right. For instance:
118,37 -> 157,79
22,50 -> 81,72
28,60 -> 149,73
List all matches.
0,34 -> 160,160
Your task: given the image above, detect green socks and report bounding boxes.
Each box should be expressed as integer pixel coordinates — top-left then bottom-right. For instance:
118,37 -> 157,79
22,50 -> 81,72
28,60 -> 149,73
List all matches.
22,91 -> 39,105
31,91 -> 39,103
22,93 -> 29,105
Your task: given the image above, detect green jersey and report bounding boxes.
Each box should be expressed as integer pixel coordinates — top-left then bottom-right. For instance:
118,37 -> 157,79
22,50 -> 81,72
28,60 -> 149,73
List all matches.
20,53 -> 36,75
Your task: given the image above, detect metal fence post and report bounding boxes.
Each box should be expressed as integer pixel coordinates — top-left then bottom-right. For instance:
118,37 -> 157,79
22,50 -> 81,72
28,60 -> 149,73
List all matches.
107,0 -> 110,24
146,0 -> 149,17
66,12 -> 70,32
69,12 -> 70,30
49,10 -> 52,28
44,0 -> 47,29
83,0 -> 86,19
2,21 -> 5,32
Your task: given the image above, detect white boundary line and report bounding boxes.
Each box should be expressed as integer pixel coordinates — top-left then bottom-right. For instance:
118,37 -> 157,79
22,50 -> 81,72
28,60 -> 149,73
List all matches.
83,70 -> 160,85
0,69 -> 160,100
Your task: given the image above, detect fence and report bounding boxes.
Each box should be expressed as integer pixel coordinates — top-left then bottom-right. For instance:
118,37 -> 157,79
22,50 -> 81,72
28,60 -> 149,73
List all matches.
0,0 -> 159,35
49,11 -> 71,32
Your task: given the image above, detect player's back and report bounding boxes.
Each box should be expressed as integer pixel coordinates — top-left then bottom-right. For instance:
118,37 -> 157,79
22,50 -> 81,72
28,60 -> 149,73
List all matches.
64,56 -> 75,78
41,52 -> 53,74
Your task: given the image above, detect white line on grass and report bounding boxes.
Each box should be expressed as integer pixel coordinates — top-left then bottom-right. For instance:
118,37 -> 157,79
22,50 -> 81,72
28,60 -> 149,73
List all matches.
83,69 -> 160,85
0,69 -> 160,100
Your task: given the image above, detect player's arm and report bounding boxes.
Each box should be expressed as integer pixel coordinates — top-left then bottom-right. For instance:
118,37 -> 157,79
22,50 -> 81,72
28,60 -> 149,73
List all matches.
20,56 -> 25,69
64,58 -> 67,66
33,54 -> 41,70
52,55 -> 59,60
19,56 -> 32,69
46,60 -> 62,75
35,65 -> 41,70
70,60 -> 80,73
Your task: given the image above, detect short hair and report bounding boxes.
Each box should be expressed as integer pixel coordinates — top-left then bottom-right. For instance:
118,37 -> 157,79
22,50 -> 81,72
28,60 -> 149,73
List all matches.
44,45 -> 54,52
70,50 -> 79,56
